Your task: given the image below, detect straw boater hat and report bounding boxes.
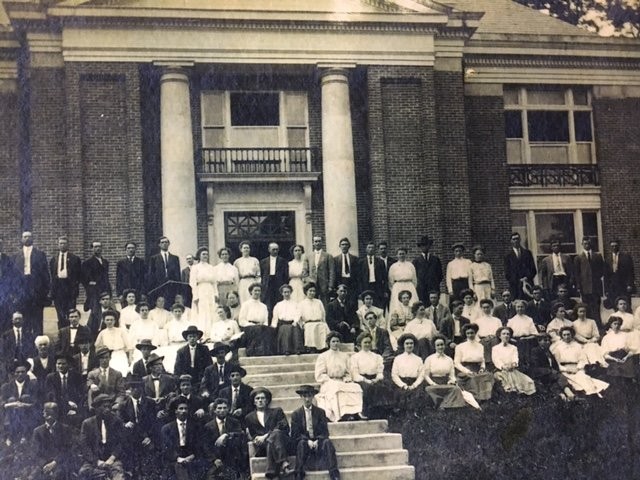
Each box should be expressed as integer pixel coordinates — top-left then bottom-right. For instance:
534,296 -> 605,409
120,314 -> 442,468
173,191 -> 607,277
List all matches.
295,385 -> 319,396
182,325 -> 204,340
210,342 -> 232,356
250,387 -> 273,404
135,339 -> 158,351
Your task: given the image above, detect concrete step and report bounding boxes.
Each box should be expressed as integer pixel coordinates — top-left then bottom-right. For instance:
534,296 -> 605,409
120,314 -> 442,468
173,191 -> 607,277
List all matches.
269,396 -> 305,412
244,362 -> 316,375
250,449 -> 408,473
327,420 -> 388,436
245,370 -> 316,386
248,383 -> 321,398
251,465 -> 415,480
324,433 -> 404,452
239,351 -> 320,365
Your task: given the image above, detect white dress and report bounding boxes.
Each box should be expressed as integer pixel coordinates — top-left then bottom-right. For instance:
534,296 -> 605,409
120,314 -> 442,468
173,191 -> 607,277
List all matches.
299,298 -> 329,350
288,259 -> 307,303
95,327 -> 133,376
129,318 -> 168,347
212,262 -> 240,307
119,305 -> 140,329
189,262 -> 218,337
315,349 -> 363,422
553,341 -> 609,395
234,256 -> 261,304
388,261 -> 418,314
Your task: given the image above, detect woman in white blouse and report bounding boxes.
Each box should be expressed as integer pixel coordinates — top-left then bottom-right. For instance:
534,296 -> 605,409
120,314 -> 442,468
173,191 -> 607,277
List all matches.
424,335 -> 480,409
271,284 -> 303,355
572,303 -> 604,366
299,283 -> 329,353
189,247 -> 218,338
475,299 -> 502,364
351,332 -> 390,418
212,247 -> 240,308
315,331 -> 364,422
468,246 -> 495,301
94,310 -> 133,376
238,283 -> 274,356
391,333 -> 424,390
129,301 -> 168,347
546,302 -> 573,350
454,323 -> 495,400
491,327 -> 536,395
506,299 -> 539,368
601,315 -> 637,379
388,248 -> 418,315
288,244 -> 308,303
118,289 -> 140,329
233,241 -> 261,305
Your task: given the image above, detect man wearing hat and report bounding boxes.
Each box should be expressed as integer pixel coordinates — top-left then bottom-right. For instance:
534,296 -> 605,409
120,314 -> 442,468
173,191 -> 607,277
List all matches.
87,347 -> 125,408
413,235 -> 443,304
73,331 -> 97,380
131,338 -> 158,378
291,385 -> 340,480
44,352 -> 85,421
1,359 -> 39,444
200,342 -> 233,402
218,363 -> 254,422
174,325 -> 212,385
203,397 -> 247,479
244,386 -> 293,479
79,393 -> 126,480
167,374 -> 207,420
446,242 -> 472,302
142,353 -> 177,408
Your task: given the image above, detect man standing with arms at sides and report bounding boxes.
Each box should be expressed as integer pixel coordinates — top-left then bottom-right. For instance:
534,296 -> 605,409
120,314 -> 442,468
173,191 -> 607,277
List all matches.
260,242 -> 289,321
0,238 -> 18,332
305,236 -> 334,306
358,241 -> 387,309
504,233 -> 537,300
82,241 -> 111,321
377,241 -> 396,311
115,241 -> 146,301
57,308 -> 91,357
147,236 -> 181,306
605,239 -> 635,304
538,239 -> 572,300
574,237 -> 605,325
333,238 -> 359,310
181,254 -> 195,284
49,235 -> 82,329
13,231 -> 50,336
413,235 -> 443,304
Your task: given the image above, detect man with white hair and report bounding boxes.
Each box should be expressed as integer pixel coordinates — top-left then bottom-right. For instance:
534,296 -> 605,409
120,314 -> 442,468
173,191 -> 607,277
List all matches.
29,335 -> 56,391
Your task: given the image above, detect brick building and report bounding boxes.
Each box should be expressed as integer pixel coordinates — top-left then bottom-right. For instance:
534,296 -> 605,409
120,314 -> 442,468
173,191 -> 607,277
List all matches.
1,0 -> 639,293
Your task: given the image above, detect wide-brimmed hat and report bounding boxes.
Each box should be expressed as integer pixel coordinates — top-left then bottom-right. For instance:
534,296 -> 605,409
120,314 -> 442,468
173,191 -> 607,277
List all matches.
94,346 -> 113,359
228,364 -> 247,377
295,385 -> 319,396
146,353 -> 165,368
417,235 -> 434,247
250,387 -> 272,404
210,342 -> 231,356
12,359 -> 31,372
92,394 -> 114,407
124,374 -> 143,387
135,339 -> 158,351
54,352 -> 75,362
182,325 -> 203,340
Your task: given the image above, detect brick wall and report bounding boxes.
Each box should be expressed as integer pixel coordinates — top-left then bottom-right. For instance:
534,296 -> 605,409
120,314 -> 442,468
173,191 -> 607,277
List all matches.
308,79 -> 326,246
0,84 -> 21,243
594,97 -> 640,291
464,94 -> 512,290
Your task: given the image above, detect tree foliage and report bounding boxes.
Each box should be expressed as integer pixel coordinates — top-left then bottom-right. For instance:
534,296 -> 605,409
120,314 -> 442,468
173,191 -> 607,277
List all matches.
513,0 -> 640,37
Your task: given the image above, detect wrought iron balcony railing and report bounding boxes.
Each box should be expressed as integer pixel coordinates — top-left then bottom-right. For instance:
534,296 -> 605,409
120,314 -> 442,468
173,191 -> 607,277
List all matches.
508,164 -> 600,188
200,147 -> 320,174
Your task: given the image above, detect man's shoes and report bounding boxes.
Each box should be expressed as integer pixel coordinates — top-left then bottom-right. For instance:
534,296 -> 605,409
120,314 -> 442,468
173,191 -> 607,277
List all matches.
329,469 -> 341,480
280,463 -> 296,477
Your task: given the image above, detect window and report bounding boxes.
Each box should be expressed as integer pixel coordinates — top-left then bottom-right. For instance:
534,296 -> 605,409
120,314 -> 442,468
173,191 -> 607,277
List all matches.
224,211 -> 296,260
230,92 -> 279,126
511,209 -> 601,261
504,86 -> 595,165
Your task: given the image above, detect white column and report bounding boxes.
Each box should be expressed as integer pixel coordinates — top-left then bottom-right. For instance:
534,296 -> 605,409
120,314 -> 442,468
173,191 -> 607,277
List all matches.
320,67 -> 359,255
159,66 -> 198,261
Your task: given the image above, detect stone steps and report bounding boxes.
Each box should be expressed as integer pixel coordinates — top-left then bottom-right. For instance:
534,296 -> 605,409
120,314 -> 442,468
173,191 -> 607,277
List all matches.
244,362 -> 316,375
245,370 -> 317,386
251,465 -> 415,480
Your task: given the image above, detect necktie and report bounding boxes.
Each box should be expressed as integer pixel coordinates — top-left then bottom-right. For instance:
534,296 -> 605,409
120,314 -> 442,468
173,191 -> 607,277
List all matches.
62,374 -> 67,394
516,249 -> 521,259
232,387 -> 238,410
432,306 -> 438,325
130,256 -> 134,263
219,420 -> 225,435
16,328 -> 22,351
163,253 -> 168,275
179,422 -> 187,446
101,368 -> 108,384
101,420 -> 107,444
587,252 -> 591,262
344,254 -> 350,275
218,365 -> 224,384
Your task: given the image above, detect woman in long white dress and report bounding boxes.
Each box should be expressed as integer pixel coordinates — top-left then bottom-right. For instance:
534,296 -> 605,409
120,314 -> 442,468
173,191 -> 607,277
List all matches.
233,241 -> 261,305
119,289 -> 140,329
212,247 -> 240,307
288,244 -> 308,303
601,315 -> 638,379
491,327 -> 536,395
315,331 -> 364,422
189,247 -> 218,338
129,301 -> 168,347
572,303 -> 604,366
161,303 -> 190,373
94,310 -> 133,376
388,247 -> 418,315
299,283 -> 329,352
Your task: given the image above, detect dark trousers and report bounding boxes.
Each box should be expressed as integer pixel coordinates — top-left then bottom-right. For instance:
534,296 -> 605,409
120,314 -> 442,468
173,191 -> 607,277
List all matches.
255,430 -> 289,478
295,437 -> 338,478
52,281 -> 77,328
581,293 -> 602,326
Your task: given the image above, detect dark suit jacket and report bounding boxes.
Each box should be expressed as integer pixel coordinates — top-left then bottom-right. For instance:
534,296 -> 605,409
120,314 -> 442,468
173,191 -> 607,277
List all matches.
0,253 -> 18,331
439,316 -> 470,344
30,354 -> 56,388
181,266 -> 191,284
574,251 -> 605,296
118,395 -> 157,443
332,253 -> 359,290
147,252 -> 181,291
378,256 -> 397,278
357,256 -> 387,301
425,304 -> 453,331
13,247 -> 50,306
80,413 -> 125,463
200,361 -> 234,398
493,303 -> 516,324
504,248 -> 537,293
413,253 -> 443,302
86,367 -> 125,398
203,415 -> 244,462
219,383 -> 254,418
81,256 -> 111,309
0,377 -> 38,403
32,421 -> 75,470
526,345 -> 560,379
360,326 -> 393,359
161,419 -> 205,462
244,407 -> 289,440
73,350 -> 99,377
526,300 -> 552,329
605,252 -> 635,296
1,327 -> 36,363
174,344 -> 213,383
116,256 -> 146,296
131,358 -> 149,378
44,370 -> 85,413
260,256 -> 289,298
57,325 -> 92,356
538,254 -> 573,291
49,251 -> 82,299
304,250 -> 334,296
325,298 -> 358,331
290,405 -> 330,442
142,373 -> 177,401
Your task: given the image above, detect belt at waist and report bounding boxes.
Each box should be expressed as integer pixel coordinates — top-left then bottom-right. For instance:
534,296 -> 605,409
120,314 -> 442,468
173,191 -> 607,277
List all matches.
240,275 -> 258,279
399,376 -> 417,385
474,280 -> 492,285
218,281 -> 235,286
277,320 -> 296,325
362,373 -> 377,380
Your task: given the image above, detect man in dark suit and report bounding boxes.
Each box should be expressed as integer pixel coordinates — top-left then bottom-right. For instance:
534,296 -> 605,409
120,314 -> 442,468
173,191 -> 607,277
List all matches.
244,387 -> 293,479
48,236 -> 82,329
605,239 -> 635,303
0,238 -> 19,333
260,242 -> 289,321
204,397 -> 247,479
73,332 -> 98,380
30,402 -> 77,480
146,236 -> 181,306
13,231 -> 50,336
87,347 -> 125,407
377,241 -> 396,311
574,236 -> 605,325
143,353 -> 177,411
503,232 -> 537,300
290,385 -> 340,480
79,393 -> 126,480
88,291 -> 114,336
218,364 -> 254,423
358,241 -> 387,308
360,311 -> 393,363
305,236 -> 335,305
440,301 -> 470,351
200,342 -> 232,402
325,284 -> 358,343
170,374 -> 208,421
526,285 -> 552,332
1,311 -> 36,368
493,290 -> 516,324
131,338 -> 157,378
425,291 -> 452,332
0,359 -> 39,443
57,308 -> 91,356
115,241 -> 146,300
44,353 -> 85,421
161,396 -> 208,480
538,239 -> 573,300
413,235 -> 443,304
332,237 -> 359,309
82,241 -> 112,319
174,325 -> 212,385
181,254 -> 194,284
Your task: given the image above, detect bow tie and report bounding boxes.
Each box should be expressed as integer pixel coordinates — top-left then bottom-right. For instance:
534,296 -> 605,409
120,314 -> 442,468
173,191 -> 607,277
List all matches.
70,326 -> 78,330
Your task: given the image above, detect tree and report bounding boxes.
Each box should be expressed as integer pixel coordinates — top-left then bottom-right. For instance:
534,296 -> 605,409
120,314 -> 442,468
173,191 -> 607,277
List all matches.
513,0 -> 640,37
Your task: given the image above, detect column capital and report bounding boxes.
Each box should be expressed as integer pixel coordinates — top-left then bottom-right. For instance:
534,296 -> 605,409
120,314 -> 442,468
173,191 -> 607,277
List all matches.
153,61 -> 195,79
317,63 -> 356,80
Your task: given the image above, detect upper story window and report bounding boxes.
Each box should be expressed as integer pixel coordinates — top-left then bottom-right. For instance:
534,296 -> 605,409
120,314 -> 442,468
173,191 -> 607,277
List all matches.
201,91 -> 308,149
504,86 -> 595,165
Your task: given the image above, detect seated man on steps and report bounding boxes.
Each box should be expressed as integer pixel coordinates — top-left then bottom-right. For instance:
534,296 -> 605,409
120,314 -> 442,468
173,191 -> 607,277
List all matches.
291,385 -> 340,480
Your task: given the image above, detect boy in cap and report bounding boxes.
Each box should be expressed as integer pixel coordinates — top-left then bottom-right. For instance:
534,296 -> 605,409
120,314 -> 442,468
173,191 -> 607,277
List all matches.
290,385 -> 340,480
